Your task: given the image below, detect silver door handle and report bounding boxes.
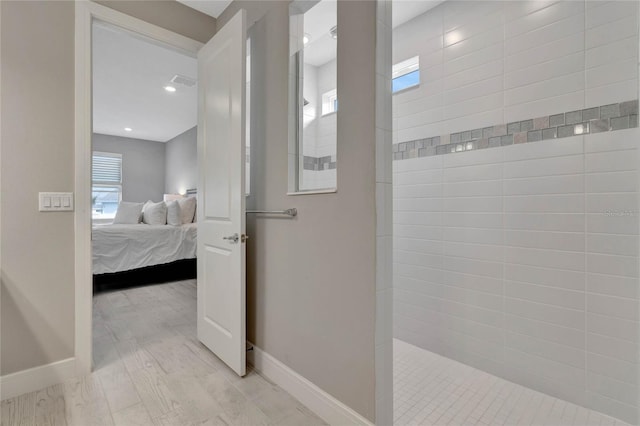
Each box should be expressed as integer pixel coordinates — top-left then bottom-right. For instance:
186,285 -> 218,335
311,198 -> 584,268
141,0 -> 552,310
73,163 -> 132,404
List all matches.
223,233 -> 239,244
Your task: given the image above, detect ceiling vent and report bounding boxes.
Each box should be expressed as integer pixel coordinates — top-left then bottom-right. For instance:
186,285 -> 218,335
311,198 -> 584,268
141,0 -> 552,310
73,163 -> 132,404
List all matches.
170,74 -> 197,88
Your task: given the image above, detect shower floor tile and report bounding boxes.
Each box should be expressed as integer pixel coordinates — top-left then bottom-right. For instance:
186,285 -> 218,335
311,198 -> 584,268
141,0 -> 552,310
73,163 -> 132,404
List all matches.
393,339 -> 630,426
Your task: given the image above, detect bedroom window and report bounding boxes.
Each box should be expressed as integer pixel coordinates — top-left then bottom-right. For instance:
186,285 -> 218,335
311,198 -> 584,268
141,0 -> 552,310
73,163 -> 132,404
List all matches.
92,151 -> 122,219
392,56 -> 420,93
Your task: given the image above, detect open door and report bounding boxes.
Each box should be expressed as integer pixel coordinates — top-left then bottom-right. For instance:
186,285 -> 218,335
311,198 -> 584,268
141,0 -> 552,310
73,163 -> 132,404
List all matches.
197,9 -> 247,377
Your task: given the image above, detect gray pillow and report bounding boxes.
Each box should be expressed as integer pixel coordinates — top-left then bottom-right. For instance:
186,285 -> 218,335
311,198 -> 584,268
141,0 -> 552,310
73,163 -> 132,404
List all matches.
142,200 -> 167,225
166,200 -> 182,226
178,197 -> 197,224
113,202 -> 143,224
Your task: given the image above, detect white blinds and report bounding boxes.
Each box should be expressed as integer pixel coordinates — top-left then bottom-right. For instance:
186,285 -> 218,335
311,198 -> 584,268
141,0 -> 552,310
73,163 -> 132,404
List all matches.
92,152 -> 122,184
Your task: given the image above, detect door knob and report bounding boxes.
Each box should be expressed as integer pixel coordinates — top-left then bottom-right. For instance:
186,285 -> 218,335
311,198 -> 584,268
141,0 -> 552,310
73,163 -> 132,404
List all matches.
223,233 -> 239,243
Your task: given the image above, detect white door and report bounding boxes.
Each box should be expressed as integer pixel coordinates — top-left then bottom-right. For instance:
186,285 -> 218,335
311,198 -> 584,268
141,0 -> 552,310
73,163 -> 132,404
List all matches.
197,9 -> 247,377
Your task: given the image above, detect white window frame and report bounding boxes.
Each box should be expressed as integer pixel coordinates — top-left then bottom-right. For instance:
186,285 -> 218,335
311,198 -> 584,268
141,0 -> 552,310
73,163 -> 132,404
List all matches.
392,55 -> 420,93
92,151 -> 122,220
321,88 -> 338,116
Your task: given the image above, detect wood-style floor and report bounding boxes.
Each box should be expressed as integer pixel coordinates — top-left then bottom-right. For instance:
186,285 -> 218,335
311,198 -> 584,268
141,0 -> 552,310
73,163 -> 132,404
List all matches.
1,280 -> 327,426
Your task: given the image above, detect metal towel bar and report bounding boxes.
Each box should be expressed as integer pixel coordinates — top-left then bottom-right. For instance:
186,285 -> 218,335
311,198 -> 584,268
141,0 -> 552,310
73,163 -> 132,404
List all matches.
246,208 -> 297,217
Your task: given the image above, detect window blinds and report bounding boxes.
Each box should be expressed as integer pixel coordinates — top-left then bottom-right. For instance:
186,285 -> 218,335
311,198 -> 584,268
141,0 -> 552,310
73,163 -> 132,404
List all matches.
92,152 -> 122,184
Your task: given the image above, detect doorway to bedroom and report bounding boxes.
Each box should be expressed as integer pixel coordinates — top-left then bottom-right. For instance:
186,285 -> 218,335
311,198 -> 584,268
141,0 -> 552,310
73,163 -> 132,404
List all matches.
90,20 -> 203,382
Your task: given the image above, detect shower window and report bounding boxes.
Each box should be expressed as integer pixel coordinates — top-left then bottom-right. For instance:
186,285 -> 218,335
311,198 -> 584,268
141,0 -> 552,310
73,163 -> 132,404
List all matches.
392,55 -> 420,93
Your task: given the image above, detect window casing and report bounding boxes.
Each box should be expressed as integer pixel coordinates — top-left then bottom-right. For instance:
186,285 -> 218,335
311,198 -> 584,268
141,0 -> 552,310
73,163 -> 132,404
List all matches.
92,152 -> 122,219
392,56 -> 420,94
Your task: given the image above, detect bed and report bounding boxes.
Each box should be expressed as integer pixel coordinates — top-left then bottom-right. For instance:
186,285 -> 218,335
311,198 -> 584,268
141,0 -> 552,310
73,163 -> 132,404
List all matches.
92,223 -> 197,292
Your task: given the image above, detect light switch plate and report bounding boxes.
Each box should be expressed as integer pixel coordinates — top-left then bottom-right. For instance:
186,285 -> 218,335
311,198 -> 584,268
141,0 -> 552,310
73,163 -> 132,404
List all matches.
39,192 -> 74,212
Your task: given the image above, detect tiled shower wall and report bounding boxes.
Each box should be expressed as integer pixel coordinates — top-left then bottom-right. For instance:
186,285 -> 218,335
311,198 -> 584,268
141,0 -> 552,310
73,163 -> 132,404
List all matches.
392,1 -> 640,424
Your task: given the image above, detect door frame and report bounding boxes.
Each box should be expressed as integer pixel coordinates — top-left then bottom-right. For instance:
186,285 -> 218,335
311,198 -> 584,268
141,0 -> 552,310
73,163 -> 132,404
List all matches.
73,1 -> 203,375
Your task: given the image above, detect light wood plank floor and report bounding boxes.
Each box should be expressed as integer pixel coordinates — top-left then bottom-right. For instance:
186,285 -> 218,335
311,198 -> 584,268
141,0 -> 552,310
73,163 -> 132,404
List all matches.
1,280 -> 327,426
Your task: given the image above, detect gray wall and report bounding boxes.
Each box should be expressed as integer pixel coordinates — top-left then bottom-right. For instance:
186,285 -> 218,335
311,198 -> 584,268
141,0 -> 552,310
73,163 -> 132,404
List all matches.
219,1 -> 378,421
93,133 -> 166,203
0,0 -> 215,377
165,126 -> 197,195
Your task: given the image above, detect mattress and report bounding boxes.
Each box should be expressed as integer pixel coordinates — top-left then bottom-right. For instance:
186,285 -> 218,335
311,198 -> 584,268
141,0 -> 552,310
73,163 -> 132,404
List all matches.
92,223 -> 197,274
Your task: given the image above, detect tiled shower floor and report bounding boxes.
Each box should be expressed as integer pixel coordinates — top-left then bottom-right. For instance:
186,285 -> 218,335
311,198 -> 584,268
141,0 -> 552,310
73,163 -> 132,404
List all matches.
393,339 -> 630,426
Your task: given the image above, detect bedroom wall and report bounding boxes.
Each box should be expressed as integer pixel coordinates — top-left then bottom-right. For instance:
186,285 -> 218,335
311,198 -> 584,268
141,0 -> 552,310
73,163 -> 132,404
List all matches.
93,133 -> 166,203
165,126 -> 197,195
0,0 -> 215,377
218,1 -> 378,421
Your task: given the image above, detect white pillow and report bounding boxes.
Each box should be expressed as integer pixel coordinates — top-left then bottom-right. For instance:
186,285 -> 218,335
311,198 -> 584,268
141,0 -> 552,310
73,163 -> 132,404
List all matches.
113,202 -> 143,224
166,200 -> 182,226
178,197 -> 196,224
142,200 -> 167,225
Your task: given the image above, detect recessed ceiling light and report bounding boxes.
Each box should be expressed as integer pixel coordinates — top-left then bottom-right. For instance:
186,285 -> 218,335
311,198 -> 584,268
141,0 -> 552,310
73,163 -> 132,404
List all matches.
124,127 -> 132,132
164,85 -> 176,93
303,34 -> 310,44
329,26 -> 337,39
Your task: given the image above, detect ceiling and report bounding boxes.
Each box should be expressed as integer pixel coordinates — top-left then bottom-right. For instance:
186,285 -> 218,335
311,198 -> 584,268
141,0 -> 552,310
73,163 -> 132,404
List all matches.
176,0 -> 233,19
298,0 -> 444,68
92,22 -> 198,142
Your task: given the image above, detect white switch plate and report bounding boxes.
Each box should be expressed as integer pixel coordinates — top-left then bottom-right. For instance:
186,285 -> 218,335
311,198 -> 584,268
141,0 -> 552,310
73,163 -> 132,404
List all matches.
39,192 -> 74,212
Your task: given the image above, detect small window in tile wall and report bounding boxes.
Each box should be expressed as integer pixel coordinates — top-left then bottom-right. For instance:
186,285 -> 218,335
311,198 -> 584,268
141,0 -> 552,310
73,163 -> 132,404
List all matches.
321,89 -> 338,116
392,56 -> 420,94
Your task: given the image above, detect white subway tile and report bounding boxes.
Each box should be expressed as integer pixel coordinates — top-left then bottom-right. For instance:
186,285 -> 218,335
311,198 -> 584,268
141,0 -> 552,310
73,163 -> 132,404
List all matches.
506,12 -> 584,56
587,233 -> 639,257
506,281 -> 584,310
505,263 -> 584,291
504,174 -> 584,196
587,293 -> 640,321
505,246 -> 585,272
444,42 -> 503,76
504,194 -> 584,213
587,312 -> 639,343
443,180 -> 502,197
505,31 -> 584,73
504,212 -> 585,232
440,269 -> 503,294
586,15 -> 637,49
443,92 -> 503,121
586,150 -> 638,173
443,255 -> 503,279
394,183 -> 441,199
585,35 -> 637,69
505,90 -> 585,123
505,71 -> 584,106
443,196 -> 503,213
444,241 -> 503,262
586,57 -> 638,90
505,330 -> 585,369
505,229 -> 584,252
444,149 -> 504,168
586,171 -> 638,193
587,332 -> 639,364
444,212 -> 502,229
505,51 -> 584,90
504,347 -> 585,386
586,0 -> 639,29
585,78 -> 638,108
505,297 -> 584,330
586,212 -> 640,235
505,314 -> 585,350
444,226 -> 503,246
395,197 -> 443,212
507,1 -> 583,36
587,352 -> 638,385
504,155 -> 583,178
395,237 -> 442,255
585,128 -> 640,153
506,136 -> 584,162
587,272 -> 639,300
585,391 -> 639,425
444,76 -> 503,106
394,224 -> 443,241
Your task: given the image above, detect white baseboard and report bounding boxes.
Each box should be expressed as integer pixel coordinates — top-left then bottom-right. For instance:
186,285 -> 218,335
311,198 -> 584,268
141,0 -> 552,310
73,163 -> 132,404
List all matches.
0,357 -> 76,400
247,343 -> 374,426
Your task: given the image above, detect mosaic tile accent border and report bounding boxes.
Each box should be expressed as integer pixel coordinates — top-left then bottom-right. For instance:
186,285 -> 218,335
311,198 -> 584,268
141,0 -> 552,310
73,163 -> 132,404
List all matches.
393,100 -> 639,160
303,155 -> 336,171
